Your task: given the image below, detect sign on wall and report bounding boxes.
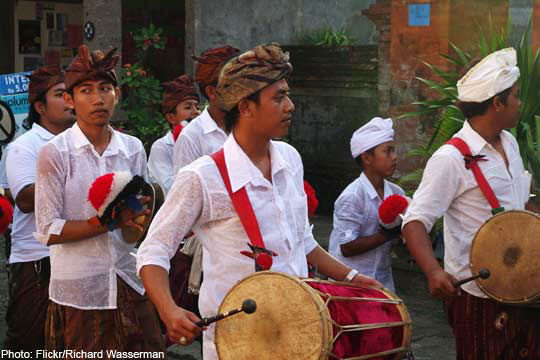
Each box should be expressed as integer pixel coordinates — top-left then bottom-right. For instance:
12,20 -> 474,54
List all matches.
0,72 -> 31,96
408,3 -> 431,27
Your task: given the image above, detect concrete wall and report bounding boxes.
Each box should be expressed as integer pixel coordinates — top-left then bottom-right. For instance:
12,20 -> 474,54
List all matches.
83,0 -> 122,55
185,0 -> 376,74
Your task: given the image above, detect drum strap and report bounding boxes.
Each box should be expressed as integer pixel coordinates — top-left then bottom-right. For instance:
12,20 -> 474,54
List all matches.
211,149 -> 277,271
446,137 -> 505,215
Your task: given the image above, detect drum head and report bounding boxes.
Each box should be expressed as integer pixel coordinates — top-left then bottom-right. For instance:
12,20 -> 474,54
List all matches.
0,100 -> 16,144
470,210 -> 540,303
122,182 -> 157,245
215,271 -> 333,360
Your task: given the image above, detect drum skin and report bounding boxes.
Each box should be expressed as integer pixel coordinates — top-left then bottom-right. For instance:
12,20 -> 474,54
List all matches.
215,271 -> 411,360
470,210 -> 540,304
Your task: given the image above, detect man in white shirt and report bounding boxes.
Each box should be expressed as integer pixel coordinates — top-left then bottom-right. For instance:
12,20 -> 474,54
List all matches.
148,74 -> 200,194
172,45 -> 240,173
34,45 -> 164,353
3,65 -> 74,354
402,48 -> 540,359
138,43 -> 381,360
329,117 -> 405,292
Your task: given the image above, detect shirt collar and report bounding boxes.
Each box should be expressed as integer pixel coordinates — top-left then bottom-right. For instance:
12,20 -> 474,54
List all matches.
359,172 -> 392,200
71,123 -> 130,158
223,134 -> 289,193
458,121 -> 489,155
164,131 -> 174,146
200,107 -> 226,135
31,123 -> 55,141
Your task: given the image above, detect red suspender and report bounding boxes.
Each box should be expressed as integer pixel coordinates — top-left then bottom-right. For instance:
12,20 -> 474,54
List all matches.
210,149 -> 276,270
446,137 -> 504,214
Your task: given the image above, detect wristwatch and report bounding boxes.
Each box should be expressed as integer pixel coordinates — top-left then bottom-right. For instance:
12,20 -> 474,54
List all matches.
344,269 -> 358,283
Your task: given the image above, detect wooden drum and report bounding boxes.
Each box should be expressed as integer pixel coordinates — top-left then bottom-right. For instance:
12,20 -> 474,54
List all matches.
215,271 -> 412,360
470,210 -> 540,304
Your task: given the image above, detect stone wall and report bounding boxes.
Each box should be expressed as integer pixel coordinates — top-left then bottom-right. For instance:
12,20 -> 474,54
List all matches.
284,45 -> 379,213
184,0 -> 377,74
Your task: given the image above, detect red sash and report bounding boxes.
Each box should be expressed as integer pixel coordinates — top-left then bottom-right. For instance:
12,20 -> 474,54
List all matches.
210,149 -> 276,270
446,137 -> 504,215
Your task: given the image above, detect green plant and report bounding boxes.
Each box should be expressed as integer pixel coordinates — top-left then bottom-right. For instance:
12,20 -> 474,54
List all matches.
399,16 -> 540,192
119,24 -> 168,151
299,26 -> 356,46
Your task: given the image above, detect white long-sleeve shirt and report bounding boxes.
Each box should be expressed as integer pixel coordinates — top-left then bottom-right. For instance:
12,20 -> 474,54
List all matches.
6,124 -> 53,263
148,131 -> 174,194
402,121 -> 531,297
35,123 -> 148,310
172,107 -> 228,174
137,135 -> 318,360
329,173 -> 404,291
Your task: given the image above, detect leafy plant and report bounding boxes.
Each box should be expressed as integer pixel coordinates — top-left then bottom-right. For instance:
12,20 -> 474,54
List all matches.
299,26 -> 356,46
118,25 -> 168,151
399,16 -> 540,192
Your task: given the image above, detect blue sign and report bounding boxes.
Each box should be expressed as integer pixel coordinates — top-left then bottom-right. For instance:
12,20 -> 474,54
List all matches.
0,93 -> 30,115
408,4 -> 431,27
0,72 -> 31,96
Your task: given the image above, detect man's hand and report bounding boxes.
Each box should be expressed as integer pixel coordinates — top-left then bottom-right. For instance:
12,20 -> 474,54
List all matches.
117,196 -> 152,232
161,304 -> 203,346
427,268 -> 459,299
351,273 -> 383,287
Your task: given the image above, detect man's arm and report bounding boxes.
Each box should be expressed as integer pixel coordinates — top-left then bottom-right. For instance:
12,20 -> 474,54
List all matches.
340,231 -> 390,257
6,144 -> 37,213
14,184 -> 34,213
306,245 -> 381,286
137,170 -> 205,345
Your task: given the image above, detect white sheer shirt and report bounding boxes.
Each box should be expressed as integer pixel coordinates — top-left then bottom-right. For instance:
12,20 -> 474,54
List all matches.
148,131 -> 174,195
328,173 -> 404,291
6,124 -> 54,263
172,107 -> 228,174
137,135 -> 318,360
402,121 -> 531,297
35,123 -> 148,310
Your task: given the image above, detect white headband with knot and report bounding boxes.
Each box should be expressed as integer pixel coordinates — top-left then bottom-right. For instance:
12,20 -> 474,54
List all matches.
457,47 -> 520,103
350,117 -> 394,159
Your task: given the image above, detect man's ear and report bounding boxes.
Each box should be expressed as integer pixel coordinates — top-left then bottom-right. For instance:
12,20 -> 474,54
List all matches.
114,87 -> 121,105
205,85 -> 217,102
34,100 -> 46,116
361,152 -> 372,167
238,99 -> 252,118
165,112 -> 176,125
63,92 -> 74,110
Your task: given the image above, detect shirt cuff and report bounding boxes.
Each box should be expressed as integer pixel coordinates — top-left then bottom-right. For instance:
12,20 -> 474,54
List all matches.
304,224 -> 319,255
136,251 -> 172,277
33,219 -> 67,245
401,214 -> 434,233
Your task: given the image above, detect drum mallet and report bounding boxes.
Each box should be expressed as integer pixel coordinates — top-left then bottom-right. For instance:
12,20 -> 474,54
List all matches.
196,299 -> 257,327
453,268 -> 490,288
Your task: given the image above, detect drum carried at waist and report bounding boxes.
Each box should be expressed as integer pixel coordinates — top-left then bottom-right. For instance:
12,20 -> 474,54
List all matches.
470,210 -> 540,305
215,271 -> 412,360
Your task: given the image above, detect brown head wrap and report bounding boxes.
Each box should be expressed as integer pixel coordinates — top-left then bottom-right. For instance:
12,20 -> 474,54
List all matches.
161,75 -> 199,114
65,45 -> 119,91
193,45 -> 240,94
27,65 -> 65,104
215,43 -> 292,112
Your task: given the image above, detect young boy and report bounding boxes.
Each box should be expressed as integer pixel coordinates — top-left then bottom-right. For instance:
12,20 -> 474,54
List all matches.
148,74 -> 200,195
35,45 -> 164,353
328,117 -> 404,291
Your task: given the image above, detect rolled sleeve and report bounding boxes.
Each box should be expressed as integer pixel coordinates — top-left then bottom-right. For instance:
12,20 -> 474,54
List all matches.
34,143 -> 67,245
136,170 -> 205,275
333,198 -> 366,245
402,152 -> 463,232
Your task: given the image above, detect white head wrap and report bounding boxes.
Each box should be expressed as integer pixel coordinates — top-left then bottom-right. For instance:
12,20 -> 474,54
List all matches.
457,47 -> 520,102
350,117 -> 394,158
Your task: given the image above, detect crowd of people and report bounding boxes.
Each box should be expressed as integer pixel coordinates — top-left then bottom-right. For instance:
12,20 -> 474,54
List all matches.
0,41 -> 539,360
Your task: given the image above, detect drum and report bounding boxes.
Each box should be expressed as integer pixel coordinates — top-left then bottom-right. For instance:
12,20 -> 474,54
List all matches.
470,210 -> 540,304
215,271 -> 412,360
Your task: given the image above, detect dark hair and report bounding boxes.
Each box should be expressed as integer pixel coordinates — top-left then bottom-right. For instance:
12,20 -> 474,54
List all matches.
456,86 -> 512,119
354,147 -> 375,172
197,82 -> 216,101
23,93 -> 47,129
224,90 -> 261,132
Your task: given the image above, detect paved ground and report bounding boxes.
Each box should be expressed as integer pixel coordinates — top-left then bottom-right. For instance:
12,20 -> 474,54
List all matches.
0,216 -> 456,359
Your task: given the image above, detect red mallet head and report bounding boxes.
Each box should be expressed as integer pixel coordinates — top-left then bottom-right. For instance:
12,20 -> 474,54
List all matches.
0,196 -> 13,234
378,194 -> 410,229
